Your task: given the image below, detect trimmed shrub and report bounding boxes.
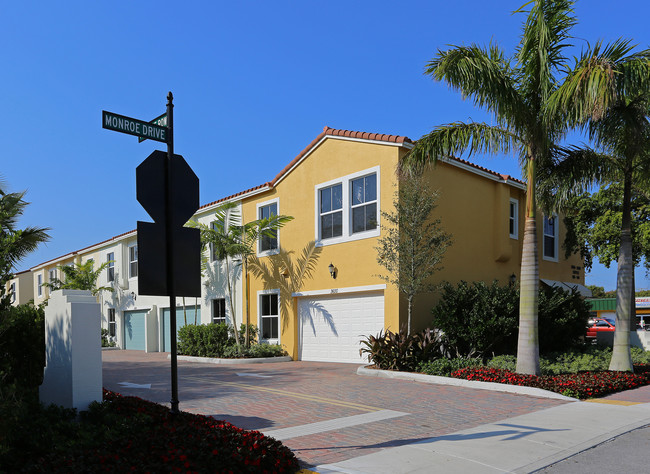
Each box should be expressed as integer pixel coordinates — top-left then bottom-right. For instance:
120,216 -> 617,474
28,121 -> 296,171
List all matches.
359,328 -> 444,372
431,281 -> 590,358
178,323 -> 232,357
431,281 -> 518,358
418,357 -> 483,376
0,302 -> 45,403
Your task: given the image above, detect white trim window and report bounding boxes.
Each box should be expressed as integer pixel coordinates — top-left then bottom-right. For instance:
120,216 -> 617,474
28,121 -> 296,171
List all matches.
48,269 -> 57,288
212,298 -> 227,324
128,244 -> 138,278
37,274 -> 43,297
107,252 -> 115,282
210,221 -> 220,262
315,166 -> 380,245
259,290 -> 280,342
509,198 -> 519,239
257,198 -> 279,256
108,308 -> 116,337
543,215 -> 559,261
9,282 -> 16,304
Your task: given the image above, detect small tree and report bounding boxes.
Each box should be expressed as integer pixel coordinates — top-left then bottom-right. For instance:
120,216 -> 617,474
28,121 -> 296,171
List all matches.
248,240 -> 322,338
375,176 -> 452,334
43,260 -> 114,296
190,202 -> 292,350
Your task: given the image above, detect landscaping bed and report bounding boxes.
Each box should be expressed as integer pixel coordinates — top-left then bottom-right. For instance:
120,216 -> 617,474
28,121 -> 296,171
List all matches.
450,364 -> 650,399
0,389 -> 300,473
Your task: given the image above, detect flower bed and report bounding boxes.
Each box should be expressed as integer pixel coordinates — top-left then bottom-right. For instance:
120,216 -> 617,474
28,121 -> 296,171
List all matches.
451,364 -> 650,399
28,390 -> 300,473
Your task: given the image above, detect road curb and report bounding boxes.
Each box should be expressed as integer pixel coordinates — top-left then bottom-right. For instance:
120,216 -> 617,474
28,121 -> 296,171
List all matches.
170,354 -> 293,365
357,366 -> 577,401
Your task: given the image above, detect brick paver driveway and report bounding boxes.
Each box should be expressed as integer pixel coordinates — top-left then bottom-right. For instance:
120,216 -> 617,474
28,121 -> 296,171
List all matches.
103,351 -> 567,469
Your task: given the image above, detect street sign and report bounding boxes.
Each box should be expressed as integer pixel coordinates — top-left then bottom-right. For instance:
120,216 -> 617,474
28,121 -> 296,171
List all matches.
102,110 -> 168,143
139,113 -> 168,143
136,150 -> 201,297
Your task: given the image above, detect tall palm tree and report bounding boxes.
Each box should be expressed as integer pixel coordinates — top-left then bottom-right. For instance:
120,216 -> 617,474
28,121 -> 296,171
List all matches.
401,0 -> 578,375
542,41 -> 650,371
0,182 -> 50,307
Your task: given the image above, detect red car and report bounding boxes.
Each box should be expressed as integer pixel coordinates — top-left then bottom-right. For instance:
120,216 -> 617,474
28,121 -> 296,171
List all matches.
586,318 -> 615,339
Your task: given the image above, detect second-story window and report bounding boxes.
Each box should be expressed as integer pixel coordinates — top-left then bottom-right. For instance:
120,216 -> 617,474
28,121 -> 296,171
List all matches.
129,245 -> 138,278
351,174 -> 377,234
509,198 -> 519,239
107,252 -> 115,282
319,184 -> 343,240
37,274 -> 43,297
543,215 -> 558,261
258,201 -> 278,253
49,269 -> 57,288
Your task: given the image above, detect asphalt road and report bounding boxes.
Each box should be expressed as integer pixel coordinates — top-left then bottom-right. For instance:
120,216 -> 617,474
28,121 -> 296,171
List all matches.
539,424 -> 650,473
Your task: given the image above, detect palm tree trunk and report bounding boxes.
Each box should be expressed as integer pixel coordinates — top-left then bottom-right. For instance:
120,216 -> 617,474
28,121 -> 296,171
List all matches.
244,258 -> 250,347
224,258 -> 241,350
609,174 -> 634,372
516,160 -> 540,376
516,217 -> 540,375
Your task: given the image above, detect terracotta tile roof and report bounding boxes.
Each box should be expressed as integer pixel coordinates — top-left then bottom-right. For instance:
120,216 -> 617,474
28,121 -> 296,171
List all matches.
198,182 -> 271,211
31,229 -> 137,270
444,155 -> 526,186
270,126 -> 413,186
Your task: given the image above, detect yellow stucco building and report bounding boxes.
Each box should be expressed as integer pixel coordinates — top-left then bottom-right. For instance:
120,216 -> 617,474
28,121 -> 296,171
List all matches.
11,126 -> 585,363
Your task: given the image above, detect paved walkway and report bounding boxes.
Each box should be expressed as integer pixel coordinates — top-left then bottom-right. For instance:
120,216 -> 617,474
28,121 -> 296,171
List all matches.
102,351 -> 650,472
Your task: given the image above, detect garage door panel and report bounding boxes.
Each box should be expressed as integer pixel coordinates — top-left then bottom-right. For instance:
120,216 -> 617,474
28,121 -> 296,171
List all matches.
299,292 -> 384,363
124,310 -> 147,351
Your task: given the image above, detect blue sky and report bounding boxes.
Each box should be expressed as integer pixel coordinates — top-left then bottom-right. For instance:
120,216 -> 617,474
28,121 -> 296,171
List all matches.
2,0 -> 648,291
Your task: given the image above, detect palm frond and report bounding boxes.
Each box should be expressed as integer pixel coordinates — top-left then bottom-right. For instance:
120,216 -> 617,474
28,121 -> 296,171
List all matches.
400,121 -> 521,173
538,145 -> 615,210
516,0 -> 576,103
426,44 -> 526,126
548,39 -> 640,124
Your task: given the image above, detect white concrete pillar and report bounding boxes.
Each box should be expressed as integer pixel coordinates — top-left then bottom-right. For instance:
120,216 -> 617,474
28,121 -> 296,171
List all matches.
39,289 -> 102,411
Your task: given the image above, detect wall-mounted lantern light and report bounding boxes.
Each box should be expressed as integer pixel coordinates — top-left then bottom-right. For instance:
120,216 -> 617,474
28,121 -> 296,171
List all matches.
509,273 -> 517,285
328,263 -> 336,279
131,291 -> 137,301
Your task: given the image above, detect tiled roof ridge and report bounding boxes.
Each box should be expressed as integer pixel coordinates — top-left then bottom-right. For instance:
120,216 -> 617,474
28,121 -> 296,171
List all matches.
445,155 -> 526,185
269,126 -> 413,187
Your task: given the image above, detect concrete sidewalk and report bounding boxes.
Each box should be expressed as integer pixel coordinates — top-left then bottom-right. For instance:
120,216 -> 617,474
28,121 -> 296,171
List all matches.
315,392 -> 650,473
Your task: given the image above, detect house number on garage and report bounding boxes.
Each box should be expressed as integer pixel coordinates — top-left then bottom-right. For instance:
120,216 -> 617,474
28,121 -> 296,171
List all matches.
330,289 -> 339,294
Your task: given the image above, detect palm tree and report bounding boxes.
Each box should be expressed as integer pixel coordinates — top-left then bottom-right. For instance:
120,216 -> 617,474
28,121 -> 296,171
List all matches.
190,202 -> 292,349
247,240 -> 322,338
0,182 -> 50,308
542,40 -> 650,371
44,260 -> 114,296
401,0 -> 578,375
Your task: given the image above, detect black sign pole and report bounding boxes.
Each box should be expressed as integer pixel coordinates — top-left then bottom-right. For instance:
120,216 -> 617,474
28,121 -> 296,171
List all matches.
166,91 -> 180,415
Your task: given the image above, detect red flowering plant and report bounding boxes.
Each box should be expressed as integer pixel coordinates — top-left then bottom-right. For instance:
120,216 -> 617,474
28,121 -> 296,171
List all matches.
451,366 -> 650,399
28,389 -> 300,473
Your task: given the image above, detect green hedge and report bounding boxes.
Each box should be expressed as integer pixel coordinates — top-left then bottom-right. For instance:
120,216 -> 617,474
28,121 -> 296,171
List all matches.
431,281 -> 590,358
0,303 -> 45,404
177,323 -> 285,358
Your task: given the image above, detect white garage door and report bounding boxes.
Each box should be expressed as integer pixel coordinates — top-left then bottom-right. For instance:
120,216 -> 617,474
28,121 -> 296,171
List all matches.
298,292 -> 384,363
